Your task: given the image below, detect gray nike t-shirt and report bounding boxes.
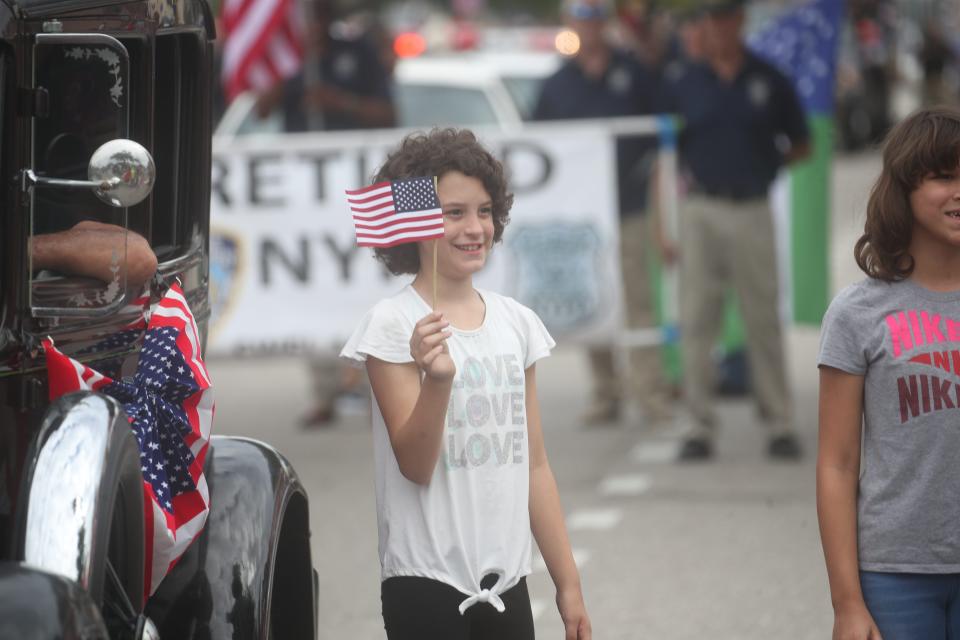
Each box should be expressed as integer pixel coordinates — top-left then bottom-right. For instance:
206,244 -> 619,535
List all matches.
819,277 -> 960,572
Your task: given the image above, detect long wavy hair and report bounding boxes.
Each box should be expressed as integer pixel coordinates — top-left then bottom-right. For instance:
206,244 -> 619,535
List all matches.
371,128 -> 513,276
855,106 -> 960,281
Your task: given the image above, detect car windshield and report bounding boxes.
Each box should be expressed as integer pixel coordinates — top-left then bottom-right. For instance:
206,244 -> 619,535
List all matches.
395,84 -> 499,128
500,75 -> 546,121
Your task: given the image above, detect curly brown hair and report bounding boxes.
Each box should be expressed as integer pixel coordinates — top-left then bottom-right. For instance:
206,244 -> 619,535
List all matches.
371,128 -> 513,275
855,106 -> 960,281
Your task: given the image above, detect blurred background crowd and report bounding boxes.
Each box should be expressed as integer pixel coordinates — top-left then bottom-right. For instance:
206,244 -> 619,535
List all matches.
206,0 -> 959,435
211,0 -> 959,151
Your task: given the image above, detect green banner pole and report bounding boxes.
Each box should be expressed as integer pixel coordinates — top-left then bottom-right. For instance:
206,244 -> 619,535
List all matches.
790,115 -> 833,325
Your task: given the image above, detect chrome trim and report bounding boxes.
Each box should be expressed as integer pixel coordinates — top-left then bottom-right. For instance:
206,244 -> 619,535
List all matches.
22,394 -> 116,592
138,616 -> 161,640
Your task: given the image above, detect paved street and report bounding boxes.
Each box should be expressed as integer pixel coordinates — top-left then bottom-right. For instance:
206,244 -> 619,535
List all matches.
206,151 -> 881,639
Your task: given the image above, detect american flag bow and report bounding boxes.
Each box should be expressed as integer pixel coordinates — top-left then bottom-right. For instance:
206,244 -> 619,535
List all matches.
346,176 -> 445,248
220,0 -> 304,102
43,283 -> 215,600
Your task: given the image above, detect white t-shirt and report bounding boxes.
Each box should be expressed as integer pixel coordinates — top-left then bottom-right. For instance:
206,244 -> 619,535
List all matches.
340,284 -> 555,613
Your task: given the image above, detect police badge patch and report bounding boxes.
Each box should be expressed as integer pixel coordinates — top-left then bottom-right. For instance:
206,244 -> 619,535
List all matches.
506,222 -> 608,334
209,229 -> 244,339
747,75 -> 771,107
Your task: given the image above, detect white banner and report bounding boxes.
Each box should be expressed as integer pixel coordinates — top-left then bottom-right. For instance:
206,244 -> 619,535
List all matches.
208,125 -> 622,355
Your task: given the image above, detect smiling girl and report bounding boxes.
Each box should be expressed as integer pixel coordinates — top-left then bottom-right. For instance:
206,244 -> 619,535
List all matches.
817,107 -> 960,640
340,129 -> 591,640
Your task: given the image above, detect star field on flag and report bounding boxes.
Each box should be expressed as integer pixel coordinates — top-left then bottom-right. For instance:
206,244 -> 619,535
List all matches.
747,0 -> 842,114
43,283 -> 214,600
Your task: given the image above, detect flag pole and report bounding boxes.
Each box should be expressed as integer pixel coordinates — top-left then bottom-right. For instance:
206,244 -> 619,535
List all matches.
433,176 -> 440,310
433,240 -> 439,309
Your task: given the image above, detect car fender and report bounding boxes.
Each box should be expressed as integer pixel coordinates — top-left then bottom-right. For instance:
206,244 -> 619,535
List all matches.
0,564 -> 108,640
15,391 -> 144,607
145,435 -> 316,640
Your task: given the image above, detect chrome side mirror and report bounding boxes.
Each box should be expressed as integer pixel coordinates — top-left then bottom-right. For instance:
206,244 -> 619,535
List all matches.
87,139 -> 156,207
21,138 -> 156,208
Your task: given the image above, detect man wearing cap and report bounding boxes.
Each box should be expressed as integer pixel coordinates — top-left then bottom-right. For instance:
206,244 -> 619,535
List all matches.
533,0 -> 674,430
660,0 -> 810,460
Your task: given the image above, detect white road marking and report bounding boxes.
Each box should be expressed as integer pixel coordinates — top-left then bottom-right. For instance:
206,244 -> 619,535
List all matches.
530,598 -> 549,621
599,473 -> 652,496
631,440 -> 680,464
533,547 -> 593,573
567,507 -> 623,531
572,547 -> 593,568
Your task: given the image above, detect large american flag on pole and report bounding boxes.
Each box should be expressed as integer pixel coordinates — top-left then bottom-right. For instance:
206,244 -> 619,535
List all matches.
346,177 -> 445,248
43,283 -> 214,600
221,0 -> 304,102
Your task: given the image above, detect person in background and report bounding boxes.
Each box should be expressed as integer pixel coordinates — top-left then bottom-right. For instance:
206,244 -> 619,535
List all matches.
614,0 -> 673,70
658,7 -> 706,116
660,0 -> 810,461
817,106 -> 960,640
256,0 -> 394,131
257,0 -> 396,427
919,18 -> 957,107
533,0 -> 674,430
848,0 -> 896,143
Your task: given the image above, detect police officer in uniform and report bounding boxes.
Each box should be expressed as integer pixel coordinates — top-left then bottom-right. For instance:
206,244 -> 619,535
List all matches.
256,0 -> 395,427
533,0 -> 674,430
257,0 -> 394,132
661,0 -> 810,460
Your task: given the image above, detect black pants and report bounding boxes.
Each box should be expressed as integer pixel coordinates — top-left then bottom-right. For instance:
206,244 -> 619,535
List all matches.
381,574 -> 535,640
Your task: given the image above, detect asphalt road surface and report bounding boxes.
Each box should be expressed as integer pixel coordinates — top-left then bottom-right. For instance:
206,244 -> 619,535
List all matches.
207,150 -> 880,640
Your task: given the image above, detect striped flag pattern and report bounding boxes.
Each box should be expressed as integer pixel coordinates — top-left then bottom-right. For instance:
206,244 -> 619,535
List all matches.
43,283 -> 214,600
221,0 -> 304,102
346,177 -> 445,248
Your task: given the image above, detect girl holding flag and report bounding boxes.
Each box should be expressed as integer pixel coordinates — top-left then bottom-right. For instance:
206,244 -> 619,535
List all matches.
341,128 -> 591,640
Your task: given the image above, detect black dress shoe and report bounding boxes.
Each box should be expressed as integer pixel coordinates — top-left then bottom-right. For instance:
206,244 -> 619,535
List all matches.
300,406 -> 336,429
677,437 -> 713,461
768,434 -> 802,460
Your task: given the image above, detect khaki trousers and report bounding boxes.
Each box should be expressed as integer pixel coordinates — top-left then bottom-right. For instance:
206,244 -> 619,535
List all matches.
588,214 -> 673,421
678,195 -> 792,438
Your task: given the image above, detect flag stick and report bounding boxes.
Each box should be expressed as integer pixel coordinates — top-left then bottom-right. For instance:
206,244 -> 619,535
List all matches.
433,175 -> 440,310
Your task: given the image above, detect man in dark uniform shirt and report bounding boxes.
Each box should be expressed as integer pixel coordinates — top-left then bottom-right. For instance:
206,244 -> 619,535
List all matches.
534,0 -> 674,430
256,0 -> 395,427
661,0 -> 810,461
256,0 -> 395,132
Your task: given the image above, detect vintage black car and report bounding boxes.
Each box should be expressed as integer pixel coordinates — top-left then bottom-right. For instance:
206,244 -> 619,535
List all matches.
0,0 -> 317,638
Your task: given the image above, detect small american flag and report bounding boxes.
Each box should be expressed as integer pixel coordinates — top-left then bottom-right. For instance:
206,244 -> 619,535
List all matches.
346,176 -> 445,248
43,283 -> 214,601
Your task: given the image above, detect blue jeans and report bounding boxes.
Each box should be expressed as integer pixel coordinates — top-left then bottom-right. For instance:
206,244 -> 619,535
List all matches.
861,571 -> 960,639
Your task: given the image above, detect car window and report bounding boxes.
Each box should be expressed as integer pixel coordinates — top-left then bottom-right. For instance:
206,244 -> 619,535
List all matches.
32,38 -> 128,234
30,35 -> 131,316
395,84 -> 499,128
500,75 -> 547,121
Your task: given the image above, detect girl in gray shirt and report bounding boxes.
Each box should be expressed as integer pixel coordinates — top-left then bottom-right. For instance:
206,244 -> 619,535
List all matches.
818,106 -> 960,639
